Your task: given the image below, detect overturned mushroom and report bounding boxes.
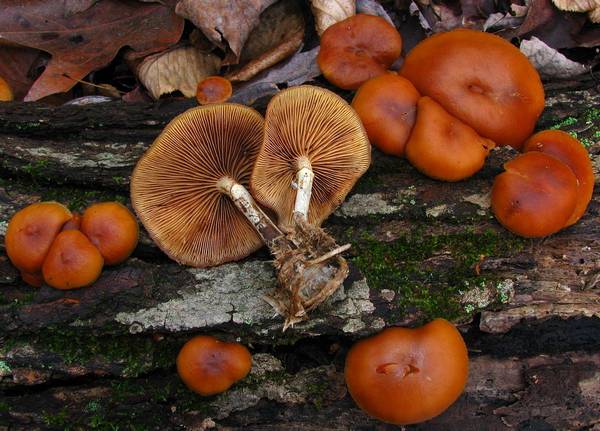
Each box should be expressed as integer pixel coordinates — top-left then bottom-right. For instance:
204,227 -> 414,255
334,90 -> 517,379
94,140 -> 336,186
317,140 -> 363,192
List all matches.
251,86 -> 370,327
131,102 -> 354,329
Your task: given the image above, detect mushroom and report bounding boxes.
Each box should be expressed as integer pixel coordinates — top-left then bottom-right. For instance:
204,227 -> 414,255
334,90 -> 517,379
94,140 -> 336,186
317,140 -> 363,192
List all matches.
177,335 -> 252,396
351,74 -> 420,157
317,14 -> 402,90
61,213 -> 82,231
491,152 -> 578,238
401,29 -> 544,149
522,130 -> 595,227
251,85 -> 371,230
404,97 -> 495,181
5,202 -> 73,277
80,202 -> 139,265
345,319 -> 469,425
42,230 -> 104,290
196,76 -> 233,105
0,76 -> 13,102
130,103 -> 275,268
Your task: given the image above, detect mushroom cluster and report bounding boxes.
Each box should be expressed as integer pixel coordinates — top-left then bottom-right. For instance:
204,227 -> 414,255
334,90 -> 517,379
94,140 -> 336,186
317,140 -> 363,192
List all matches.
5,201 -> 138,289
131,88 -> 370,328
319,18 -> 594,236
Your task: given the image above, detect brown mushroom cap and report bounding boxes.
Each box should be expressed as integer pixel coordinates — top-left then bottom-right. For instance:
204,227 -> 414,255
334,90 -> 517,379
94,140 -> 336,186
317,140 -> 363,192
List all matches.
0,76 -> 13,102
491,152 -> 578,238
196,76 -> 233,105
522,130 -> 595,227
5,202 -> 72,274
131,104 -> 264,267
351,74 -> 420,157
81,202 -> 139,265
405,96 -> 495,181
345,319 -> 469,425
400,29 -> 544,149
250,85 -> 371,229
317,14 -> 402,90
177,335 -> 252,396
42,230 -> 104,290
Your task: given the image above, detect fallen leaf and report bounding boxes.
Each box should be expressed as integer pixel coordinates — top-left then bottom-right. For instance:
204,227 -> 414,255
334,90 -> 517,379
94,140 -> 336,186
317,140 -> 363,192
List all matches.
175,0 -> 277,59
0,46 -> 43,100
311,0 -> 356,35
231,47 -> 321,106
137,46 -> 221,99
483,4 -> 529,31
356,0 -> 394,24
553,0 -> 600,22
521,36 -> 588,79
227,0 -> 305,82
0,0 -> 184,101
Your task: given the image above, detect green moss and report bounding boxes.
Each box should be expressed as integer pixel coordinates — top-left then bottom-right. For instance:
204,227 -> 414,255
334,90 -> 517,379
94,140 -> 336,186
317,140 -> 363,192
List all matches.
22,159 -> 51,181
42,408 -> 70,429
348,227 -> 524,322
549,116 -> 578,130
0,401 -> 8,413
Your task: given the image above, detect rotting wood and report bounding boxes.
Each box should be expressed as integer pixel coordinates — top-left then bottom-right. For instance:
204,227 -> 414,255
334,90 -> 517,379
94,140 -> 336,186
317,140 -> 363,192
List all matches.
0,79 -> 599,429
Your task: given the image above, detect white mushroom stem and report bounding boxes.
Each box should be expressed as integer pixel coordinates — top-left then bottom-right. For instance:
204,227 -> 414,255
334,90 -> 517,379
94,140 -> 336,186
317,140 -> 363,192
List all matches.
293,156 -> 314,221
217,176 -> 284,244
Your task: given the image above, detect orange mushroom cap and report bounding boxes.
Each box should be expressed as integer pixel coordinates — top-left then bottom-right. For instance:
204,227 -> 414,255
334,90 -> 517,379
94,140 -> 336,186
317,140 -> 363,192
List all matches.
0,76 -> 13,102
318,14 -> 402,90
61,213 -> 82,231
405,96 -> 495,181
345,319 -> 469,425
176,335 -> 252,396
401,29 -> 544,149
352,74 -> 420,157
5,202 -> 72,274
80,202 -> 139,265
522,130 -> 595,227
491,152 -> 578,238
42,230 -> 104,290
196,76 -> 233,105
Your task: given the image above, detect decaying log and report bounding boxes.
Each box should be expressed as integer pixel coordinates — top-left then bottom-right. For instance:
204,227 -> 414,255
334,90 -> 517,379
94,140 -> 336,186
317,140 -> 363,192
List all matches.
1,78 -> 599,429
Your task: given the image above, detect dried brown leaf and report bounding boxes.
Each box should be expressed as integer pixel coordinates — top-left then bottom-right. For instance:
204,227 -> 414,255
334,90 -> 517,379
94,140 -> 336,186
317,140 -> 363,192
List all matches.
311,0 -> 356,35
520,37 -> 588,79
356,0 -> 394,24
0,46 -> 42,101
175,0 -> 277,59
137,46 -> 221,100
0,0 -> 184,101
227,0 -> 305,82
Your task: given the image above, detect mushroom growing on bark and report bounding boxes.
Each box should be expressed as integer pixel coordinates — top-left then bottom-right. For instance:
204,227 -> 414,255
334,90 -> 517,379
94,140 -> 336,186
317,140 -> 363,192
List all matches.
131,102 -> 357,329
251,86 -> 371,326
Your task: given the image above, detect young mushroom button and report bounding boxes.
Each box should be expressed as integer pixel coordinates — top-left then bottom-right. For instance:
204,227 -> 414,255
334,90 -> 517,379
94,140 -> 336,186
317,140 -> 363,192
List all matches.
251,85 -> 371,231
130,104 -> 272,267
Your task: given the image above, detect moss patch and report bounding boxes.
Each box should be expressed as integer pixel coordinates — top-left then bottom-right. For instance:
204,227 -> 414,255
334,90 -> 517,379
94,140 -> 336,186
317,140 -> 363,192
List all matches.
347,227 -> 524,322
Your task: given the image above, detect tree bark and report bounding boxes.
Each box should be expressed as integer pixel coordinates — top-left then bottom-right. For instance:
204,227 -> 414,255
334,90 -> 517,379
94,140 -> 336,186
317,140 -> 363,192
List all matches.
1,79 -> 599,430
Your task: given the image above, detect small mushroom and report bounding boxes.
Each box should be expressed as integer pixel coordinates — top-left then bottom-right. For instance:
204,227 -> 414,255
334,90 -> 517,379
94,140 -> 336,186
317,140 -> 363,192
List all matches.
42,230 -> 104,290
5,202 -> 73,276
80,202 -> 139,265
131,104 -> 275,267
252,85 -> 371,229
401,29 -> 544,149
177,335 -> 252,396
0,76 -> 13,102
61,213 -> 82,231
351,74 -> 420,157
491,152 -> 578,237
345,319 -> 469,425
196,76 -> 233,105
522,130 -> 595,227
317,14 -> 402,90
405,96 -> 495,181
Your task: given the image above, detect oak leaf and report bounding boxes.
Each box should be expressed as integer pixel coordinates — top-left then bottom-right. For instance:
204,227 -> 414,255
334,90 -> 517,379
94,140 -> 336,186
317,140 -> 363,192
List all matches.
137,46 -> 221,100
0,0 -> 184,101
310,0 -> 355,35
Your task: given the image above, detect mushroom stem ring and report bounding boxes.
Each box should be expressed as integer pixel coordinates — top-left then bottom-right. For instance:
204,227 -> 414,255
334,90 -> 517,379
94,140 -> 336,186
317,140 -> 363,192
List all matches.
217,176 -> 284,245
293,156 -> 314,222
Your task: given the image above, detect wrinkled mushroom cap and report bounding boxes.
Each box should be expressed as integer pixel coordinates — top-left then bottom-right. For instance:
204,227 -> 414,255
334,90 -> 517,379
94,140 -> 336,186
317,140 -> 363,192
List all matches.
251,85 -> 371,229
131,104 -> 264,267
